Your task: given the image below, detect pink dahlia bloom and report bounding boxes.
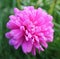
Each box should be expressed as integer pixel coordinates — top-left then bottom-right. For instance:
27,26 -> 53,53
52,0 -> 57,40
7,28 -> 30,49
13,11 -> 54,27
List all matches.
5,6 -> 54,55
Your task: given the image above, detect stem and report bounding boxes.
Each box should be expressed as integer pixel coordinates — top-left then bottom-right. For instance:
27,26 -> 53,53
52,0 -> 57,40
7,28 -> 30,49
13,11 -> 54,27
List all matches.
0,12 -> 2,43
48,0 -> 60,28
27,55 -> 31,59
53,22 -> 60,28
13,0 -> 16,8
48,0 -> 57,15
16,0 -> 21,9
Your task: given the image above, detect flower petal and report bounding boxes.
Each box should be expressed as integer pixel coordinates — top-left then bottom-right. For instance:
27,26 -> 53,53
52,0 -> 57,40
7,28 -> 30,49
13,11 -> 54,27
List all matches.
22,41 -> 32,53
31,47 -> 36,56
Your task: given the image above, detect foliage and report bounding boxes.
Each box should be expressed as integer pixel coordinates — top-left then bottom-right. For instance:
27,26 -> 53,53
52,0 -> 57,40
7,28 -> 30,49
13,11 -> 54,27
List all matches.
0,0 -> 60,59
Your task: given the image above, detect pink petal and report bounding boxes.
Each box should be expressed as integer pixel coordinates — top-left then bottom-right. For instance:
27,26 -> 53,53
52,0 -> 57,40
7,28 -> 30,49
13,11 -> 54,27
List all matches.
34,42 -> 44,51
31,47 -> 36,56
9,15 -> 16,20
5,32 -> 12,39
24,6 -> 34,10
22,41 -> 32,53
9,29 -> 20,37
40,39 -> 48,48
14,37 -> 24,49
14,8 -> 21,15
9,39 -> 16,45
6,21 -> 19,29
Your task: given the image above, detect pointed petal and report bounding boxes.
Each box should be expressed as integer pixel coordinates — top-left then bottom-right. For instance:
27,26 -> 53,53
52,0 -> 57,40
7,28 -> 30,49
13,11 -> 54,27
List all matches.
14,37 -> 24,49
22,41 -> 32,53
6,21 -> 19,29
31,47 -> 36,56
5,32 -> 12,39
14,8 -> 21,15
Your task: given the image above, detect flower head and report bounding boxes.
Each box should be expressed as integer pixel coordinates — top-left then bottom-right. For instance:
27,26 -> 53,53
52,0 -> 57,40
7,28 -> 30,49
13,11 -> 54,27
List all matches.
5,6 -> 54,55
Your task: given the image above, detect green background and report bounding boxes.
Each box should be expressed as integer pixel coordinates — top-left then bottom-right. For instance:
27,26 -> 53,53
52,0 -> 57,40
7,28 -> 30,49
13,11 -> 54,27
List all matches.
0,0 -> 60,59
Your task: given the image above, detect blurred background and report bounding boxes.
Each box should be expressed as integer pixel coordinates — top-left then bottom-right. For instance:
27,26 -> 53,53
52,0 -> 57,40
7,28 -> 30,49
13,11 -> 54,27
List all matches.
0,0 -> 60,59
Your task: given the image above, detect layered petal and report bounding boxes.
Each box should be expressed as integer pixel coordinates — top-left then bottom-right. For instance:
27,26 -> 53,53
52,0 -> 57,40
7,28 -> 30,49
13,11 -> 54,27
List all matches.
22,41 -> 32,53
5,6 -> 54,55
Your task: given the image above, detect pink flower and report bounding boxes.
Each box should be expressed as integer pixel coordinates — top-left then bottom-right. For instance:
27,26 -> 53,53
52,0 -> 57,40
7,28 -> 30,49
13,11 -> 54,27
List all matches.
5,6 -> 54,55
